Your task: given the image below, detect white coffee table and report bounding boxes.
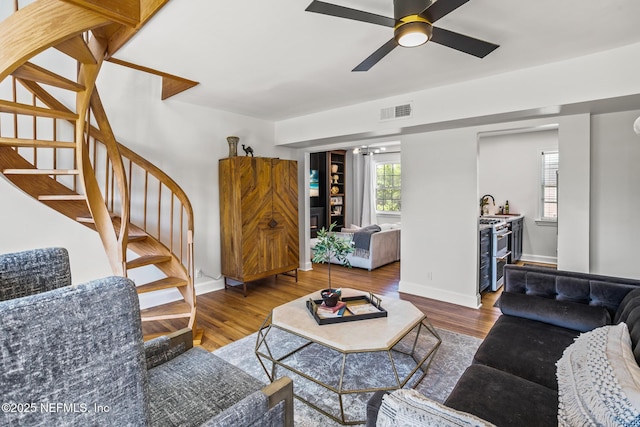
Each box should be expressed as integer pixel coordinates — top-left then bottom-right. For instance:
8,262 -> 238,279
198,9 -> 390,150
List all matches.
255,288 -> 441,425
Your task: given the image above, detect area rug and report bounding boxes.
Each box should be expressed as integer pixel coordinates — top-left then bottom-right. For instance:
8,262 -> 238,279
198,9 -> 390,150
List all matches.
213,327 -> 481,426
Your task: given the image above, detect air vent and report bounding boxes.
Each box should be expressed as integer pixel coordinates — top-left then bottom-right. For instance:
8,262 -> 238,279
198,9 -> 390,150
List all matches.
380,103 -> 412,121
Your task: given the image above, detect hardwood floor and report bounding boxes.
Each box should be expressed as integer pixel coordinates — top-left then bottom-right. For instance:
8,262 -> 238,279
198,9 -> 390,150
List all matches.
143,261 -> 504,352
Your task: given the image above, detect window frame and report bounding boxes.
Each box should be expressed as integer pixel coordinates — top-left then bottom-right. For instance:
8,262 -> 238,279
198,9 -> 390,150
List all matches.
538,149 -> 558,224
374,160 -> 401,214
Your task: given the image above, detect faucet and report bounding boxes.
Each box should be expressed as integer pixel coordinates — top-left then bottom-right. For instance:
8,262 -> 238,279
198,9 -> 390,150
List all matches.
480,194 -> 495,215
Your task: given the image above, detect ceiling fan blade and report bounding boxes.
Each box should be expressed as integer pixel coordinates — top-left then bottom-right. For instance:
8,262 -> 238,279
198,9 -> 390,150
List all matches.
306,1 -> 396,27
352,39 -> 398,72
420,0 -> 469,24
431,27 -> 499,58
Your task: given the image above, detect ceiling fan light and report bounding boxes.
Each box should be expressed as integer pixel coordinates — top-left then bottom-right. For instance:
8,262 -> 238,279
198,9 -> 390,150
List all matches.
395,21 -> 432,47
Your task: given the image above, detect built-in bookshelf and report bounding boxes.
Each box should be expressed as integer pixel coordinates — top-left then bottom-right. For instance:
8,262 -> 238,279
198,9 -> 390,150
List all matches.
310,150 -> 347,236
328,150 -> 346,230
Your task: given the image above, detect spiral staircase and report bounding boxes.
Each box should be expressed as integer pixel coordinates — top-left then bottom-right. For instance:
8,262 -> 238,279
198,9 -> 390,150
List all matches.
0,0 -> 201,343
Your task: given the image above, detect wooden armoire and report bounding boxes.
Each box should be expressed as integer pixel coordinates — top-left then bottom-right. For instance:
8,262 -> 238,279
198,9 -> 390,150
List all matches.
219,156 -> 299,295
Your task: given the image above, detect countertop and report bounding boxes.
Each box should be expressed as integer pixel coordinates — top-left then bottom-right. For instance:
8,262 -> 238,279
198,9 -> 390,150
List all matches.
483,214 -> 524,222
479,214 -> 524,231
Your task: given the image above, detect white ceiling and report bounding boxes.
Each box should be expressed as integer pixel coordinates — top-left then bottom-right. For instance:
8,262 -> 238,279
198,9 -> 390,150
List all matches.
115,0 -> 640,122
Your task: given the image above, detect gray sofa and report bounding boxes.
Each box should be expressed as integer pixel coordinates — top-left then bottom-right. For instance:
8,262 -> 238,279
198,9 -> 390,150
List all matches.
367,264 -> 640,426
337,225 -> 400,270
0,247 -> 293,427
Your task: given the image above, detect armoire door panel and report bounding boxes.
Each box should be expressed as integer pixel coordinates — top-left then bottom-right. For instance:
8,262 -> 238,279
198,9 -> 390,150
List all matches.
271,159 -> 299,262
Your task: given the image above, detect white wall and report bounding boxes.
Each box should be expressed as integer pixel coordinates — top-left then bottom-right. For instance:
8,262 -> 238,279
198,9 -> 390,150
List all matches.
479,129 -> 559,263
275,42 -> 640,146
400,128 -> 481,308
95,62 -> 296,287
396,115 -> 591,308
0,177 -> 112,283
590,109 -> 640,278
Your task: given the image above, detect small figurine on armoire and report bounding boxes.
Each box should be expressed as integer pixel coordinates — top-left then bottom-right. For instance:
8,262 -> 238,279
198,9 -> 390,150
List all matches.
242,144 -> 254,157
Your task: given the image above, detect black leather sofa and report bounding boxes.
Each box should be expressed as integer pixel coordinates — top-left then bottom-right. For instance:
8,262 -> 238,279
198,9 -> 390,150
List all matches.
367,264 -> 640,427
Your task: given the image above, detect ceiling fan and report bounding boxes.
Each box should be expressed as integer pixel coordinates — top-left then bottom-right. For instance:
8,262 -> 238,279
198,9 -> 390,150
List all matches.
305,0 -> 499,71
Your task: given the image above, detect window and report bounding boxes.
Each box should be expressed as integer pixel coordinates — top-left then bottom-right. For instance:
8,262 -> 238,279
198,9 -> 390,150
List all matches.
376,163 -> 401,212
540,150 -> 558,220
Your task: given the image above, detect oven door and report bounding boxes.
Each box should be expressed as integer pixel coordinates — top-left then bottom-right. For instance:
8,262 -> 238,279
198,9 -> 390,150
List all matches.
495,229 -> 512,257
494,250 -> 511,290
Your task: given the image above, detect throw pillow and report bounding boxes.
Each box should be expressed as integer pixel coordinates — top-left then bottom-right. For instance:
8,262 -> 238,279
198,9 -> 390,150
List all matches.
499,292 -> 611,332
377,389 -> 495,427
556,323 -> 640,426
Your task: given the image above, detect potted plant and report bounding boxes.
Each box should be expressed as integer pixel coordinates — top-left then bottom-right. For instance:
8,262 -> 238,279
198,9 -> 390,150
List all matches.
312,222 -> 355,306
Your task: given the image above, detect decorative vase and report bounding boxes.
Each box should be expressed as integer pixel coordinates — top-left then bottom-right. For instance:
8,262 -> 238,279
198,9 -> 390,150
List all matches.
331,164 -> 339,173
321,289 -> 341,307
226,136 -> 239,157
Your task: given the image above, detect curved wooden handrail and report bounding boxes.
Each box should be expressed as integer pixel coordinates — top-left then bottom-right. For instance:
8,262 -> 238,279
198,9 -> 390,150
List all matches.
116,142 -> 195,232
87,123 -> 194,274
89,88 -> 130,275
0,0 -> 109,81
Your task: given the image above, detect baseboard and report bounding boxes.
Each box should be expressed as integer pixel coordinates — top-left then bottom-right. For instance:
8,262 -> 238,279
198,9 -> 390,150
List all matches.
519,254 -> 557,265
138,276 -> 224,310
195,276 -> 225,295
300,261 -> 313,271
399,280 -> 481,309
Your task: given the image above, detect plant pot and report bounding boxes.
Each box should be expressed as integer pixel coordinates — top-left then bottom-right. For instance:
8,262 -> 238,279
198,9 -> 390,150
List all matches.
321,289 -> 341,307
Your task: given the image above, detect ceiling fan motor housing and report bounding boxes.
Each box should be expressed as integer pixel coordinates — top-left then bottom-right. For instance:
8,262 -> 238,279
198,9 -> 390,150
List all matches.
394,0 -> 431,20
393,0 -> 433,47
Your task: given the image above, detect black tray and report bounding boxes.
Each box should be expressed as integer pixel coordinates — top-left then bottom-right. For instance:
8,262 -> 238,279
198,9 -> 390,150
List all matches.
306,293 -> 387,325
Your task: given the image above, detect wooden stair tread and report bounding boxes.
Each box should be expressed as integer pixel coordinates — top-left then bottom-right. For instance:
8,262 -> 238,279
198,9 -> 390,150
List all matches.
0,137 -> 75,148
193,328 -> 204,346
126,231 -> 147,242
76,214 -> 114,223
75,215 -> 147,241
127,254 -> 172,269
3,168 -> 79,175
0,99 -> 78,120
140,302 -> 192,321
142,328 -> 203,346
112,217 -> 148,242
38,194 -> 85,201
12,62 -> 85,92
142,332 -> 168,341
136,276 -> 188,294
54,35 -> 97,64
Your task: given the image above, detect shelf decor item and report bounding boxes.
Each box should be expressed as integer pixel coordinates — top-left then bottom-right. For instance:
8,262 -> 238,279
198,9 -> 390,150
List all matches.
320,288 -> 341,308
226,136 -> 239,157
242,144 -> 254,157
312,222 -> 354,301
306,293 -> 387,325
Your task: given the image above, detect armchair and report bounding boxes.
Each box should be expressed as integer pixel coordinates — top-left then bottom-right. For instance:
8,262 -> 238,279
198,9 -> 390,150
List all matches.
0,247 -> 293,426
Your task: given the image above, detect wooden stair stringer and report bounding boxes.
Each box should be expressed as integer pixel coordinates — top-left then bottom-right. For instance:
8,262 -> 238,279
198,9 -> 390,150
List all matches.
12,62 -> 85,92
0,146 -> 91,221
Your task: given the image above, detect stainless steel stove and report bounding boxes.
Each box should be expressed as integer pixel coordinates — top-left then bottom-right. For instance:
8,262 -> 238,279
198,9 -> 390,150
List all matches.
479,217 -> 511,291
